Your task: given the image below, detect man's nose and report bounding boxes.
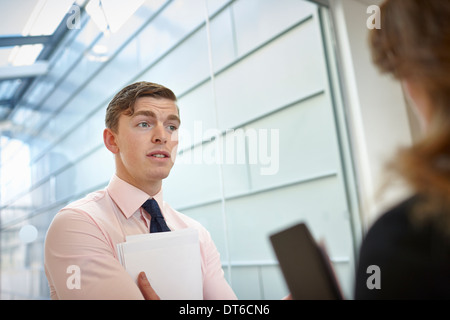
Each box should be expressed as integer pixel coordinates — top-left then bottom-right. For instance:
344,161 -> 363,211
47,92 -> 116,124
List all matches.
151,123 -> 167,144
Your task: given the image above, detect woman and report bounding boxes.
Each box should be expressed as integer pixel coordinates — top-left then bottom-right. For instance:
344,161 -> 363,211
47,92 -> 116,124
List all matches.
354,0 -> 450,299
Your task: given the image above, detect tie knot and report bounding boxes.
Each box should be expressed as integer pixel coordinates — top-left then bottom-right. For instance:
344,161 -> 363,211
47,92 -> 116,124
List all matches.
142,198 -> 171,233
142,198 -> 162,219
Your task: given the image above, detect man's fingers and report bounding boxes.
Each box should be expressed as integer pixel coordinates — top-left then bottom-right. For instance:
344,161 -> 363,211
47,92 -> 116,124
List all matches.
137,272 -> 161,300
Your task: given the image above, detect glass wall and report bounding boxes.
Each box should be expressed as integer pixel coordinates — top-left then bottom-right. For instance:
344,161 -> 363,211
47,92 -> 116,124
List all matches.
0,0 -> 360,299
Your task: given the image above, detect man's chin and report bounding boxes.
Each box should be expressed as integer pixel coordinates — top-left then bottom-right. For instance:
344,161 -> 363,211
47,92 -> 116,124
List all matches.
146,170 -> 171,182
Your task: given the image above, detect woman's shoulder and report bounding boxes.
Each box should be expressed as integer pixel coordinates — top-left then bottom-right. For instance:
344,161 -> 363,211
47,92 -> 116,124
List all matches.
367,196 -> 419,236
361,195 -> 436,256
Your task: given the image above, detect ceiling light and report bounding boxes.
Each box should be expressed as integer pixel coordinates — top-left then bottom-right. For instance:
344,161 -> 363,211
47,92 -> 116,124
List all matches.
86,44 -> 110,62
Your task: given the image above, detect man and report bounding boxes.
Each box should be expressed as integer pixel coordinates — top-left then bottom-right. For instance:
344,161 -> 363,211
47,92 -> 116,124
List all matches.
44,81 -> 237,300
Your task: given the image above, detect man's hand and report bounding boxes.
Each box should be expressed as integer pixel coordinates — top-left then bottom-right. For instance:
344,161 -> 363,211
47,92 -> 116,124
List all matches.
137,272 -> 160,300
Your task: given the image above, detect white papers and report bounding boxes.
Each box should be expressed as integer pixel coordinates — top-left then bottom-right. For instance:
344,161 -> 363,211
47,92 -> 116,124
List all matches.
117,228 -> 203,300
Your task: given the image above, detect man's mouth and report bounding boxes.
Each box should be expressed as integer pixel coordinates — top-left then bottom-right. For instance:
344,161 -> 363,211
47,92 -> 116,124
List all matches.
147,151 -> 171,159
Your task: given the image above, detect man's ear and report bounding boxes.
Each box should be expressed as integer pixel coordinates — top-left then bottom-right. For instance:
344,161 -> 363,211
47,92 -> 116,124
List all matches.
103,128 -> 119,154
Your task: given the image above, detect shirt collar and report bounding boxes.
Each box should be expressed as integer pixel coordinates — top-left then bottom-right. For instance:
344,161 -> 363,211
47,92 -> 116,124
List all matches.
106,174 -> 164,219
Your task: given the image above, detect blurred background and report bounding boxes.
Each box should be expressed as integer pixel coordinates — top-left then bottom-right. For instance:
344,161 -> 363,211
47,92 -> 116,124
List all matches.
0,0 -> 416,299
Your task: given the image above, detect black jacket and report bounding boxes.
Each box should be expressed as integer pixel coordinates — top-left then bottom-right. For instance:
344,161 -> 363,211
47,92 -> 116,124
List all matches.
354,196 -> 450,299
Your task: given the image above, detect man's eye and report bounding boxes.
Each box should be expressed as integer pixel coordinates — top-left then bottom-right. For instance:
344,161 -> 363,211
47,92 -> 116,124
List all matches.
168,125 -> 178,131
138,122 -> 150,128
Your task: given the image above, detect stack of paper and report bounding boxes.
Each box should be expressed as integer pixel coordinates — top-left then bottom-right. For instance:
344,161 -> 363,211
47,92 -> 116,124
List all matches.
117,228 -> 203,300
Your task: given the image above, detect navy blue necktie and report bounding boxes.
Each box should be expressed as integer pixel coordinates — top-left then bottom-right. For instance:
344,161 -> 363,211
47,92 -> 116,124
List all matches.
142,198 -> 171,233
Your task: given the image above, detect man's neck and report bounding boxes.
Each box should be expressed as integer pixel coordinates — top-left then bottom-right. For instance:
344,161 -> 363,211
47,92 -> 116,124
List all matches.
115,172 -> 162,197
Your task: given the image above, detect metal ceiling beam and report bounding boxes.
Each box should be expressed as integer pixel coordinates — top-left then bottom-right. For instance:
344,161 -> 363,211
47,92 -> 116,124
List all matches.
0,99 -> 12,107
0,61 -> 49,81
0,35 -> 53,47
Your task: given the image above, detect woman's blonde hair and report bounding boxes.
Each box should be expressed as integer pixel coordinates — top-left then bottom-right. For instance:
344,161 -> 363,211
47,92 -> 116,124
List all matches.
370,0 -> 450,231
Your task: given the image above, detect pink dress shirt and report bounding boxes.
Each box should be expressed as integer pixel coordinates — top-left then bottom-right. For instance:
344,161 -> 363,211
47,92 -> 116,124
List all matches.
44,174 -> 237,300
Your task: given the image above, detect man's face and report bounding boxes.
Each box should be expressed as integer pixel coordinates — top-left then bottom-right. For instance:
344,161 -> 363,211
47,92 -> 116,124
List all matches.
111,96 -> 180,193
